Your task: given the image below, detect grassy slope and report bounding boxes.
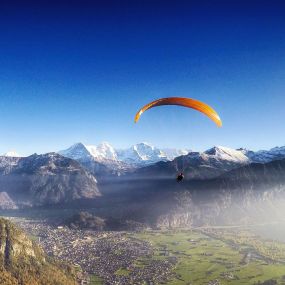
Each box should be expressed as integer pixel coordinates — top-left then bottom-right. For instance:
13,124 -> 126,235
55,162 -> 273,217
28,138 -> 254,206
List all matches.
90,274 -> 104,285
0,218 -> 77,285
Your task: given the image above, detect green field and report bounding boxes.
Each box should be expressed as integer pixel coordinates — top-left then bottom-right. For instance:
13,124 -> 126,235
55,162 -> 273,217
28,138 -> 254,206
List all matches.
133,229 -> 285,285
89,274 -> 104,285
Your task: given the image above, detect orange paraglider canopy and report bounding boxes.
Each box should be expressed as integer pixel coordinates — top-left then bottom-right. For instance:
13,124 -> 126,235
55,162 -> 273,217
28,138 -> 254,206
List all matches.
134,97 -> 222,127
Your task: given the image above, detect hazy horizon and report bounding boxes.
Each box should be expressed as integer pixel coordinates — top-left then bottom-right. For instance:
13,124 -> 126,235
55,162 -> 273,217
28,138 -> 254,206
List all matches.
2,140 -> 285,158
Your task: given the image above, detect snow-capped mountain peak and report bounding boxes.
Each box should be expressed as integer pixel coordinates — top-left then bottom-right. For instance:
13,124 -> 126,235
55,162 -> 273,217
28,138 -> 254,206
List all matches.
59,142 -> 189,167
58,143 -> 91,160
86,142 -> 118,161
2,151 -> 21,157
204,146 -> 249,163
204,145 -> 285,164
161,148 -> 189,160
117,142 -> 168,165
248,146 -> 285,163
52,142 -> 285,180
133,142 -> 164,159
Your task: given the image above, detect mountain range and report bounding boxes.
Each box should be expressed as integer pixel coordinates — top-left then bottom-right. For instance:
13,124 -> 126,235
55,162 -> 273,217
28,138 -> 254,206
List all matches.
132,146 -> 250,180
57,142 -> 189,179
1,142 -> 285,220
0,153 -> 100,209
57,142 -> 285,179
4,142 -> 285,175
59,142 -> 189,165
2,150 -> 20,157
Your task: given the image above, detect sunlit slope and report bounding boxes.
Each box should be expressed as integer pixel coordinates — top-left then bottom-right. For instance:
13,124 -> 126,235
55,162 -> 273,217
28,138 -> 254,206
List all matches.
0,218 -> 77,285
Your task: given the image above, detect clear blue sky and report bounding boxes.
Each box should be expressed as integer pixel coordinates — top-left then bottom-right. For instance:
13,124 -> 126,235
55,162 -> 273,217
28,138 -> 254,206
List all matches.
0,0 -> 285,155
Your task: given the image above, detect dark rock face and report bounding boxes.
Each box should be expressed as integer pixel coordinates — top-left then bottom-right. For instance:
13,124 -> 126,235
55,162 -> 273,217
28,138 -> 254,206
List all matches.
219,159 -> 285,190
0,153 -> 100,208
0,218 -> 77,285
64,211 -> 148,231
66,211 -> 106,230
76,156 -> 131,180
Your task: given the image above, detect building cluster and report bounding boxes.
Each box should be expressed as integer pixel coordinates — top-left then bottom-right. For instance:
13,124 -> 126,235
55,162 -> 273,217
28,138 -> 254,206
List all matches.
11,217 -> 176,285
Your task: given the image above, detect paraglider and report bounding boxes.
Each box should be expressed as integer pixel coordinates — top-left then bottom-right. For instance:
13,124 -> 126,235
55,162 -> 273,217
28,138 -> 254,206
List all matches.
134,97 -> 222,127
134,97 -> 222,182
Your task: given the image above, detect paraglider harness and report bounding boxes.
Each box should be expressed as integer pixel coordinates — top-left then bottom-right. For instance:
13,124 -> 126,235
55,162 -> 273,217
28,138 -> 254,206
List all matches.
174,154 -> 187,182
176,172 -> 184,182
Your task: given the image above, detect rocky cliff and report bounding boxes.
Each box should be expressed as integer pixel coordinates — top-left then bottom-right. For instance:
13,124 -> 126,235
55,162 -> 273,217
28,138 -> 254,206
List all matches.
0,153 -> 100,208
0,218 -> 76,285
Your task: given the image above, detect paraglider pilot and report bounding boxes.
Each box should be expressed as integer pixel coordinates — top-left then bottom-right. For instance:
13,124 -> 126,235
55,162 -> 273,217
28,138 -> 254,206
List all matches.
176,172 -> 184,182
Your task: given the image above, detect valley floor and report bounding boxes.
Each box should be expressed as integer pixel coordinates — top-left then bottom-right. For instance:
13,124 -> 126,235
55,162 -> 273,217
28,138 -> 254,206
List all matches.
3,216 -> 285,285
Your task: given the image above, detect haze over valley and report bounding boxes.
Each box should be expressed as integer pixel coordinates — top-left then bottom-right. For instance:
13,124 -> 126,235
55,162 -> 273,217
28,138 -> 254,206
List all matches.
1,142 -> 285,228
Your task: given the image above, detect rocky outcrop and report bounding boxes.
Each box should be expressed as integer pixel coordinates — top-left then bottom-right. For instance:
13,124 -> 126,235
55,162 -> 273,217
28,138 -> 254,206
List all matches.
0,153 -> 100,207
0,218 -> 77,285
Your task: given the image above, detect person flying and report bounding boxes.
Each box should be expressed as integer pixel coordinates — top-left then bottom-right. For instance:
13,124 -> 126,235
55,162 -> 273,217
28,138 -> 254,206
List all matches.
176,172 -> 184,182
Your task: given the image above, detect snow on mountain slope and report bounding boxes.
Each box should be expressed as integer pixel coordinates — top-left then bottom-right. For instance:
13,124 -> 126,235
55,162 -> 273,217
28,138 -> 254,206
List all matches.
2,151 -> 21,157
58,143 -> 92,161
58,142 -> 258,170
246,146 -> 285,163
134,145 -> 251,180
161,148 -> 189,160
59,142 -> 285,179
117,142 -> 168,166
86,142 -> 118,161
59,142 -> 189,167
204,146 -> 249,163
